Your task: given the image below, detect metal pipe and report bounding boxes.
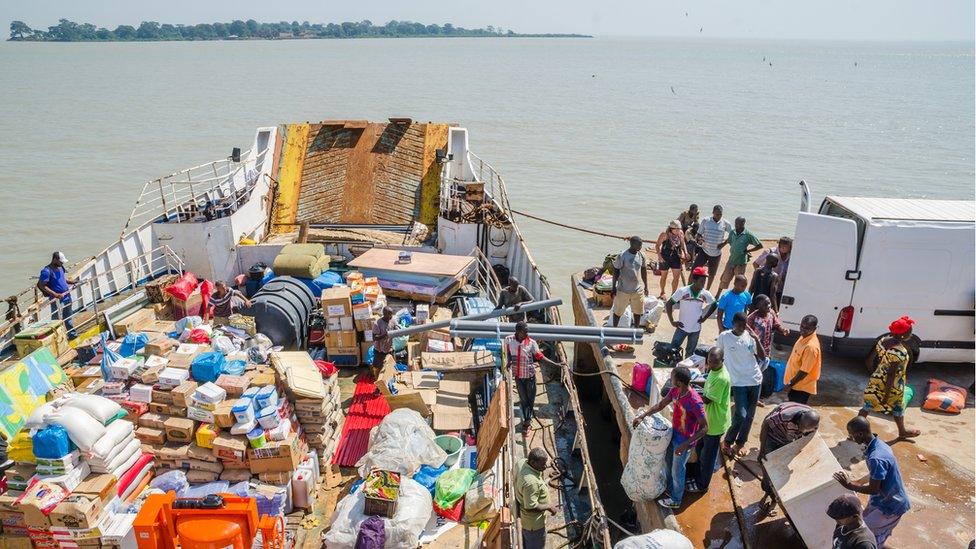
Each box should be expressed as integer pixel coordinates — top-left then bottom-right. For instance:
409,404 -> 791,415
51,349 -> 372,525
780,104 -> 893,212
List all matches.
451,329 -> 641,345
386,298 -> 562,338
451,320 -> 639,336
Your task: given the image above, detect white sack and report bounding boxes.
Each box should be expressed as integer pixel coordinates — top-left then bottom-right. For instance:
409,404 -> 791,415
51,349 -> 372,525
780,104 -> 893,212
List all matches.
110,446 -> 143,479
25,401 -> 59,429
613,529 -> 694,549
621,413 -> 672,502
324,477 -> 432,548
89,433 -> 137,468
92,438 -> 141,474
89,420 -> 135,460
61,394 -> 123,424
640,297 -> 665,328
48,409 -> 106,451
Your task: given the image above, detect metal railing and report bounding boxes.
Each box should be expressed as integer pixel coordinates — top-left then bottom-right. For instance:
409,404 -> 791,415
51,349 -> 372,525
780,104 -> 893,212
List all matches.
0,246 -> 184,348
468,246 -> 503,305
119,148 -> 266,239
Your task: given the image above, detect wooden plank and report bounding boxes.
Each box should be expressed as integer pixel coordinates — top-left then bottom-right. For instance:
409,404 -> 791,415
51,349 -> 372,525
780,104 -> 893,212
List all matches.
477,380 -> 510,472
763,433 -> 850,549
348,248 -> 475,277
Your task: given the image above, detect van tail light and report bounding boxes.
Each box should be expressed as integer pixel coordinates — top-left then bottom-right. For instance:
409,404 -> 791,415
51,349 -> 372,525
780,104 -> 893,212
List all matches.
835,306 -> 855,335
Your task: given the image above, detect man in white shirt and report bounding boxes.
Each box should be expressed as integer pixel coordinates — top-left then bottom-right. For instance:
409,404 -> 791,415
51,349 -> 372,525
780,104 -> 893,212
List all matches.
665,266 -> 717,357
716,311 -> 766,457
693,205 -> 733,291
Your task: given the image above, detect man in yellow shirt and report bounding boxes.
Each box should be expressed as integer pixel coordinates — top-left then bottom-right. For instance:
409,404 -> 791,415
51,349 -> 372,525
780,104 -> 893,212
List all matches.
515,448 -> 556,548
782,315 -> 821,404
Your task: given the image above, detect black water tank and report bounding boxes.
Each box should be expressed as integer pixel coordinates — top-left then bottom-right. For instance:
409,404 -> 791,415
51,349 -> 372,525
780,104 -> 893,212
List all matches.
244,276 -> 317,348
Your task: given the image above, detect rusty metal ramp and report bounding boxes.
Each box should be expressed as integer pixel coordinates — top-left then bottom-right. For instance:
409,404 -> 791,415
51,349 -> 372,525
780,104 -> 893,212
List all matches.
273,120 -> 448,231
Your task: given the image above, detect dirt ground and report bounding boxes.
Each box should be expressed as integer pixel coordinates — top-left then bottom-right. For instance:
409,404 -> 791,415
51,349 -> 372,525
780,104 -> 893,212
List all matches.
581,253 -> 976,548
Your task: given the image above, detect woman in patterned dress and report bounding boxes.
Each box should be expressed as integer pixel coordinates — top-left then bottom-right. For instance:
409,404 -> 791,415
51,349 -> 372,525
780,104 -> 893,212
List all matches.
859,316 -> 921,439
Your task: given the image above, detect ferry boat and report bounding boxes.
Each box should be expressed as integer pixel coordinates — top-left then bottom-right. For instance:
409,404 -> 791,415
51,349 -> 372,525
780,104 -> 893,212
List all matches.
0,120 -> 613,547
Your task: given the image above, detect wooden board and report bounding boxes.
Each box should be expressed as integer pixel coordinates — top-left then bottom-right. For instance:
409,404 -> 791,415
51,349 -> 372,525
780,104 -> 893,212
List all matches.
763,433 -> 851,549
477,380 -> 510,472
348,248 -> 475,278
421,351 -> 496,371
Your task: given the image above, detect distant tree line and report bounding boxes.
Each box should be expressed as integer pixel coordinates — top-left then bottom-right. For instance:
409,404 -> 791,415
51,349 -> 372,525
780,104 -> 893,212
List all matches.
8,19 -> 588,41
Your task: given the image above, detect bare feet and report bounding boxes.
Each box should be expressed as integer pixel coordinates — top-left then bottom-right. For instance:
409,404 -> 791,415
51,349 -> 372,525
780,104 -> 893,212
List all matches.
756,399 -> 766,408
721,441 -> 735,458
732,443 -> 745,457
898,429 -> 921,439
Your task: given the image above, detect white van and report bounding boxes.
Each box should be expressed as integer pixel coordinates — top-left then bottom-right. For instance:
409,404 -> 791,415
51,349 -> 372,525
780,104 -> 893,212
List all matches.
779,195 -> 975,363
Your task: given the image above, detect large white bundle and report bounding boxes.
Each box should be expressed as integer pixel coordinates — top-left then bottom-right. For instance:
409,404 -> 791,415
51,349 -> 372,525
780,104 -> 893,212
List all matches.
110,446 -> 142,478
621,413 -> 672,502
355,409 -> 447,478
89,433 -> 137,469
324,477 -> 432,548
61,394 -> 123,424
92,438 -> 140,474
614,530 -> 693,549
89,420 -> 135,461
48,409 -> 106,451
25,402 -> 58,430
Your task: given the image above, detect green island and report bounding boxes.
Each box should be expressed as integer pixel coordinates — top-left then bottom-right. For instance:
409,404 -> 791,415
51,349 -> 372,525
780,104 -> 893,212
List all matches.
8,19 -> 590,41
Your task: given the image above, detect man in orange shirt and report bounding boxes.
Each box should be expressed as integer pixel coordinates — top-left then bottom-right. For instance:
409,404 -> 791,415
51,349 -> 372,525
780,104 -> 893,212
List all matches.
782,315 -> 821,404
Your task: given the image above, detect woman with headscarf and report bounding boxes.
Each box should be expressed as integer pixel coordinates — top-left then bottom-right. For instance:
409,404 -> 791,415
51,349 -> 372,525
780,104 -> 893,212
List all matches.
858,316 -> 920,439
655,220 -> 689,299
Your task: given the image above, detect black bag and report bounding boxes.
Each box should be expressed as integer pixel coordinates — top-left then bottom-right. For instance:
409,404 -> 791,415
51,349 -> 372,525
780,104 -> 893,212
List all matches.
652,341 -> 682,366
761,366 -> 777,398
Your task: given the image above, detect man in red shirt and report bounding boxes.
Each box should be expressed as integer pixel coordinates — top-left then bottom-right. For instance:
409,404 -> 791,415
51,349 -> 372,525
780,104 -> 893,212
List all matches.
505,321 -> 564,436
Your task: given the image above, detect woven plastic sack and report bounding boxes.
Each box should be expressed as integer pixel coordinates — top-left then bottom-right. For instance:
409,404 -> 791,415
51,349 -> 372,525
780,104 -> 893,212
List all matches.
164,272 -> 198,301
191,352 -> 225,383
62,394 -> 123,425
118,332 -> 150,357
433,468 -> 477,509
923,378 -> 967,414
621,413 -> 672,502
32,424 -> 74,459
89,420 -> 135,460
49,408 -> 106,451
8,431 -> 35,463
614,529 -> 694,549
461,471 -> 499,523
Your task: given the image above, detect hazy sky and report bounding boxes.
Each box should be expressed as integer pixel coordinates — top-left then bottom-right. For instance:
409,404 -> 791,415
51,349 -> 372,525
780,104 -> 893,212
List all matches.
4,0 -> 974,41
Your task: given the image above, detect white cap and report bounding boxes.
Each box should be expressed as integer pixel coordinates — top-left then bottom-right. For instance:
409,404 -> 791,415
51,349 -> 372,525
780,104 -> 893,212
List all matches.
55,251 -> 67,262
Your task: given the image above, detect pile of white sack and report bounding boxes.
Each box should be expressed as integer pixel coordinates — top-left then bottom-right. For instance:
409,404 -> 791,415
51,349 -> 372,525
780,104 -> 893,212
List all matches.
87,419 -> 140,476
621,412 -> 672,501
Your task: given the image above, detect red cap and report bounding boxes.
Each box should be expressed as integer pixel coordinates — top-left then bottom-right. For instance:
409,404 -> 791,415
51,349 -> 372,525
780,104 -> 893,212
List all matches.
691,266 -> 709,277
888,315 -> 915,335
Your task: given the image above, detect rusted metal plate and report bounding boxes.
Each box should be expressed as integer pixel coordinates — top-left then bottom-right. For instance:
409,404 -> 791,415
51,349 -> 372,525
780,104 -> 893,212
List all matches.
295,122 -> 431,225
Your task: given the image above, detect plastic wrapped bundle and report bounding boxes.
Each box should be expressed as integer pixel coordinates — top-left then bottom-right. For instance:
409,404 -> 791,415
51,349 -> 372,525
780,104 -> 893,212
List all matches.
356,409 -> 448,477
621,413 -> 672,502
324,477 -> 432,549
149,470 -> 189,496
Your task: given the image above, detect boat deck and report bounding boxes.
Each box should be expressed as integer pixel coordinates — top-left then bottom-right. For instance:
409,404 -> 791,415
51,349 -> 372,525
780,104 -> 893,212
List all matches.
571,258 -> 975,548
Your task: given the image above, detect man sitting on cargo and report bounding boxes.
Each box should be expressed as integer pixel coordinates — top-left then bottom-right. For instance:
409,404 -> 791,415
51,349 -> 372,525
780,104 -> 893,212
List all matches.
833,417 -> 911,548
610,236 -> 648,327
495,276 -> 533,321
515,447 -> 557,549
756,401 -> 821,518
782,315 -> 822,404
209,280 -> 251,326
665,266 -> 716,357
370,306 -> 395,380
506,321 -> 564,435
37,251 -> 78,339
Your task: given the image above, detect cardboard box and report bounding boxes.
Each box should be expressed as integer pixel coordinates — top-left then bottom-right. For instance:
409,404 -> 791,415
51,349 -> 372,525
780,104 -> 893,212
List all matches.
421,350 -> 495,371
247,433 -> 305,474
325,330 -> 357,348
135,427 -> 166,445
339,316 -> 354,331
138,412 -> 168,430
168,344 -> 208,369
111,308 -> 155,337
212,435 -> 248,462
134,364 -> 164,385
148,402 -> 170,415
129,384 -> 153,404
143,336 -> 178,357
171,381 -> 198,407
214,401 -> 235,428
0,509 -> 26,528
328,346 -> 360,364
158,367 -> 190,388
49,496 -> 103,529
144,355 -> 169,369
321,287 -> 352,317
352,302 -> 372,320
14,320 -> 69,359
432,379 -> 473,431
375,363 -> 436,417
164,418 -> 196,443
187,406 -> 215,423
169,290 -> 203,320
108,357 -> 139,380
152,388 -> 174,405
73,474 -> 117,502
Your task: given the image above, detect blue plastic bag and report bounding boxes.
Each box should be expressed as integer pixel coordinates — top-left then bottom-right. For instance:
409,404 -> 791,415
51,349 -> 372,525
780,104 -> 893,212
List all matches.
118,332 -> 149,357
32,424 -> 74,459
223,359 -> 246,376
191,351 -> 225,383
100,333 -> 123,380
412,464 -> 448,496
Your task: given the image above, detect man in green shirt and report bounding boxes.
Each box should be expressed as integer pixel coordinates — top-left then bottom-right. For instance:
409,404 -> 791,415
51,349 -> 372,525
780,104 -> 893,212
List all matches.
692,346 -> 731,492
717,216 -> 762,294
515,448 -> 556,548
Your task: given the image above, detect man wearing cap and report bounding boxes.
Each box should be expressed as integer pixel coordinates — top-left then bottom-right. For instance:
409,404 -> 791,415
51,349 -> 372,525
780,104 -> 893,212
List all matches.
859,316 -> 921,439
826,493 -> 878,549
610,236 -> 648,328
37,252 -> 78,339
665,266 -> 717,357
834,417 -> 910,547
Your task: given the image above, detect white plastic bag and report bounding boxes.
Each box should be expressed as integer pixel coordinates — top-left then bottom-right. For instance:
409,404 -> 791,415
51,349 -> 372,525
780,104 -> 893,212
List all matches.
640,297 -> 665,329
324,477 -> 432,548
604,309 -> 633,328
48,409 -> 106,451
355,409 -> 447,477
212,335 -> 235,355
89,420 -> 135,460
61,394 -> 123,425
613,529 -> 694,549
621,413 -> 671,502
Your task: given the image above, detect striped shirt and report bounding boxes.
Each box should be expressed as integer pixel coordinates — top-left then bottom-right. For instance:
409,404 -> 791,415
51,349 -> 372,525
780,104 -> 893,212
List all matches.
698,217 -> 733,257
505,335 -> 545,379
762,402 -> 813,452
211,289 -> 244,318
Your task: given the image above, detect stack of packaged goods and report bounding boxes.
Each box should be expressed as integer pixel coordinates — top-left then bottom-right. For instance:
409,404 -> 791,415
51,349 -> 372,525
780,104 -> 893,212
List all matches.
321,287 -> 359,366
346,271 -> 387,364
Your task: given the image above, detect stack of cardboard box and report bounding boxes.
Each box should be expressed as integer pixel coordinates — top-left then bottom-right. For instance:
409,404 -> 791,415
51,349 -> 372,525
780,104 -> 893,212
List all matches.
321,287 -> 359,366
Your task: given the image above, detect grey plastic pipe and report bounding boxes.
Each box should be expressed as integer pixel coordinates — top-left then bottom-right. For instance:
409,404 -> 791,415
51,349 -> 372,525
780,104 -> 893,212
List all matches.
386,298 -> 562,338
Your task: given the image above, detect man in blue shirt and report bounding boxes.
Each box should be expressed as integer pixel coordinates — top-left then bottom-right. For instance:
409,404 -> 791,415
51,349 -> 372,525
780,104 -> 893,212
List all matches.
716,274 -> 752,331
37,252 -> 78,339
834,417 -> 910,547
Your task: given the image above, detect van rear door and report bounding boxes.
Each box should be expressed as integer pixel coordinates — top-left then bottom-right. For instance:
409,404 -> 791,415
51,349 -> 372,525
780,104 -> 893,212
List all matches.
780,212 -> 859,335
